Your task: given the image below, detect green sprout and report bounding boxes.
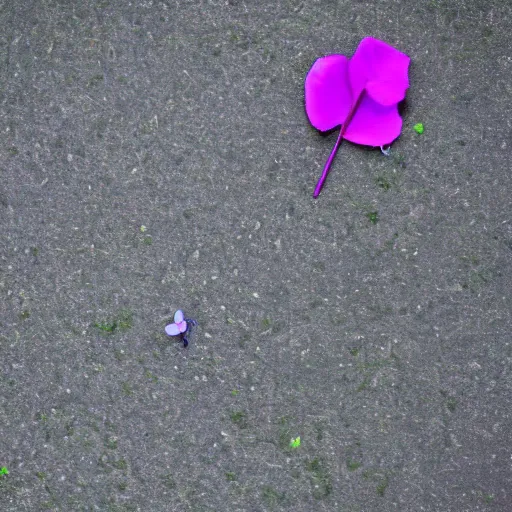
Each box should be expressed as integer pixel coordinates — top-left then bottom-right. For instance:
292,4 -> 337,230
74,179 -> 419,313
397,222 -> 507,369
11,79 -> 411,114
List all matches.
0,467 -> 9,476
366,211 -> 379,224
140,225 -> 147,232
413,123 -> 424,134
289,436 -> 301,449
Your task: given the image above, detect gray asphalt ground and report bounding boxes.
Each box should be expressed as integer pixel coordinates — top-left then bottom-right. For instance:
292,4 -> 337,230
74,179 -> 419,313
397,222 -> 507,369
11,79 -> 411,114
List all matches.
1,1 -> 511,511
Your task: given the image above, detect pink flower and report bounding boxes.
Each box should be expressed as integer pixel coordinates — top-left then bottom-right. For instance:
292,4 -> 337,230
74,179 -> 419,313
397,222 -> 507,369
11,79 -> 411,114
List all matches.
305,37 -> 410,197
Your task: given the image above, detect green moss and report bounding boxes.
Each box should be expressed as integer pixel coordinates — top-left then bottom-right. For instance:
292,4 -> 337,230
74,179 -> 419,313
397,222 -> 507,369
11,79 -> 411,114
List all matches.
277,416 -> 295,450
445,397 -> 457,412
94,309 -> 133,333
122,382 -> 133,396
36,411 -> 48,422
376,476 -> 389,496
65,421 -> 75,437
230,411 -> 248,428
366,211 -> 379,224
67,495 -> 81,507
468,268 -> 494,291
144,370 -> 158,383
306,458 -> 320,472
95,320 -> 117,333
112,458 -> 127,470
87,74 -> 104,87
346,459 -> 362,471
356,376 -> 371,392
357,359 -> 393,371
160,473 -> 176,489
349,348 -> 359,357
261,317 -> 272,329
65,73 -> 76,85
278,429 -> 292,451
312,261 -> 325,272
363,469 -> 389,496
19,310 -> 30,320
36,471 -> 46,480
105,437 -> 118,450
105,420 -> 117,432
392,152 -> 406,167
238,333 -> 251,347
313,420 -> 325,441
460,254 -> 480,266
225,471 -> 236,481
261,485 -> 286,506
117,309 -> 133,330
375,175 -> 391,190
305,457 -> 332,499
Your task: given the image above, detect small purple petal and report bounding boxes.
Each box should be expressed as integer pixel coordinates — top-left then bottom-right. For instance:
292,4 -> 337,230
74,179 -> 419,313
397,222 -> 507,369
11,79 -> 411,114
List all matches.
165,323 -> 181,336
174,310 -> 184,323
305,54 -> 352,132
177,320 -> 187,333
343,94 -> 402,146
349,37 -> 410,106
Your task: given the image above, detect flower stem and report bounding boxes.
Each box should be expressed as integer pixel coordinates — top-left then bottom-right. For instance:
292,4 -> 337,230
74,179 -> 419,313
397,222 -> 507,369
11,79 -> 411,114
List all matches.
313,89 -> 366,198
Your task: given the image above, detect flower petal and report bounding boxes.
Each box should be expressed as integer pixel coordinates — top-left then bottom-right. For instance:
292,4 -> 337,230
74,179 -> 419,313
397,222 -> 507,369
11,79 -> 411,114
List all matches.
165,323 -> 181,336
343,94 -> 402,146
176,320 -> 187,333
174,309 -> 184,323
305,54 -> 352,132
349,37 -> 410,106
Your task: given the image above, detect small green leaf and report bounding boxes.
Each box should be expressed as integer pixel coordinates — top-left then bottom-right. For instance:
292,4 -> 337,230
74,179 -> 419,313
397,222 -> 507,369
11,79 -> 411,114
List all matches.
290,436 -> 301,448
225,471 -> 236,481
413,123 -> 424,134
0,467 -> 9,476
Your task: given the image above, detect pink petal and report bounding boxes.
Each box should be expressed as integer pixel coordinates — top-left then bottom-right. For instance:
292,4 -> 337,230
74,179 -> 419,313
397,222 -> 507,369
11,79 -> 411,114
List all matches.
349,37 -> 410,106
176,320 -> 187,333
305,54 -> 352,132
343,94 -> 402,146
165,323 -> 181,336
174,310 -> 184,323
